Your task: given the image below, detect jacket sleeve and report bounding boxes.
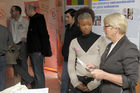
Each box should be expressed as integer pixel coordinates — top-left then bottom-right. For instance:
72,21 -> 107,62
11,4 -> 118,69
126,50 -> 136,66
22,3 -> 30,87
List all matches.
122,45 -> 139,89
37,15 -> 52,57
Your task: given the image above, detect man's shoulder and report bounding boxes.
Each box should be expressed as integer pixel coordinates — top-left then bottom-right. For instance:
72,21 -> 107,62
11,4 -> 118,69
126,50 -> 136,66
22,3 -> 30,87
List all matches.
35,13 -> 44,18
20,16 -> 28,21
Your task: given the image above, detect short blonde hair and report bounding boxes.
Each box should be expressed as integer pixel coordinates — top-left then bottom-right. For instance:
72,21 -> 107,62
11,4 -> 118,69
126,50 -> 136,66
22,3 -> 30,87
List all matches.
104,13 -> 128,34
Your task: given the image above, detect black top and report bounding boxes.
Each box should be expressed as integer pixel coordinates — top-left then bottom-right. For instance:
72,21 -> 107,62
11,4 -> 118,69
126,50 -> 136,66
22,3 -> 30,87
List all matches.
62,23 -> 82,61
27,13 -> 52,56
77,32 -> 100,52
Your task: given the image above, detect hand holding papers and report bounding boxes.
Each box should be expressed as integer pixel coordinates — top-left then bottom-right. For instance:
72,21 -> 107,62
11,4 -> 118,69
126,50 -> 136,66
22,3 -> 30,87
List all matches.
77,58 -> 94,72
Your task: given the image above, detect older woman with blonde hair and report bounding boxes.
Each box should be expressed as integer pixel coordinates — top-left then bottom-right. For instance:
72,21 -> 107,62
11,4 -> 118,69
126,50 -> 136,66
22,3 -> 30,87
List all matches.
88,13 -> 140,93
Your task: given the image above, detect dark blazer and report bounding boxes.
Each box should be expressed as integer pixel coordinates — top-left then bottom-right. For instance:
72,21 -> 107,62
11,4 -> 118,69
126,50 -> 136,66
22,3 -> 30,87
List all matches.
100,36 -> 140,93
27,13 -> 52,57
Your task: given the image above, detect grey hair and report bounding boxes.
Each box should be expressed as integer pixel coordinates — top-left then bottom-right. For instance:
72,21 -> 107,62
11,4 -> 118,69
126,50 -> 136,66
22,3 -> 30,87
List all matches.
77,13 -> 92,22
27,4 -> 36,11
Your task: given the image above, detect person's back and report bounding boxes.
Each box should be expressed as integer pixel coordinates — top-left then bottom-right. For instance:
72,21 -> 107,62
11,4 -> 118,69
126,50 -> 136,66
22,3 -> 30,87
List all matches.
26,13 -> 51,56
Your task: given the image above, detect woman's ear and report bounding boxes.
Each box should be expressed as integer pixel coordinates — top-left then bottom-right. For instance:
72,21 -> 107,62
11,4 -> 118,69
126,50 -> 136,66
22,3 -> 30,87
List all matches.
114,27 -> 120,34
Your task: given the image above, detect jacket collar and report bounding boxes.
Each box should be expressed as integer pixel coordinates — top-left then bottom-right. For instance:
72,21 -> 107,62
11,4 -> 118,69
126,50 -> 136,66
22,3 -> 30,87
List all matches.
105,35 -> 127,61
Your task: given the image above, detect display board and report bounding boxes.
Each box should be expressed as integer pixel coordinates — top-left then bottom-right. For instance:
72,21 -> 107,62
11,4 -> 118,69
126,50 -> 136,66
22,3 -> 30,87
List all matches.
92,0 -> 140,49
66,0 -> 90,10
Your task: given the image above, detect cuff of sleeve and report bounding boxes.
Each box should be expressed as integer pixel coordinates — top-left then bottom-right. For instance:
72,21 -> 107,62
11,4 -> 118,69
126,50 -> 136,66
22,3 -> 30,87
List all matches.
72,81 -> 82,88
122,75 -> 129,89
87,79 -> 101,91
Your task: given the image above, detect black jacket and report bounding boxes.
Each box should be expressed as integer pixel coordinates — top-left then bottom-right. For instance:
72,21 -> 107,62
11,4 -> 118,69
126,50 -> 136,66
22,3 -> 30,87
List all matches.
62,23 -> 82,61
27,13 -> 52,57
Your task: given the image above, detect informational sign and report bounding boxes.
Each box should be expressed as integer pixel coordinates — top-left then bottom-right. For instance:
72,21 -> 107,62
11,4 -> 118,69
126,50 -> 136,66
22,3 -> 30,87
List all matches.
66,0 -> 89,10
92,0 -> 140,49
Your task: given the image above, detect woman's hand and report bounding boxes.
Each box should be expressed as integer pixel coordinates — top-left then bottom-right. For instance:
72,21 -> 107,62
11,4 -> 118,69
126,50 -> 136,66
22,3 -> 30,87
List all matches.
91,69 -> 123,86
91,69 -> 106,80
76,83 -> 90,92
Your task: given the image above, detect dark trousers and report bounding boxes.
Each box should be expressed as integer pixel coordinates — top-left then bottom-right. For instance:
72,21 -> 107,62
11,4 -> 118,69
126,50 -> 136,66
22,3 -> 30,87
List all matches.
0,56 -> 6,91
71,76 -> 99,93
71,86 -> 99,93
13,42 -> 33,85
61,61 -> 70,93
29,52 -> 45,88
61,61 -> 78,93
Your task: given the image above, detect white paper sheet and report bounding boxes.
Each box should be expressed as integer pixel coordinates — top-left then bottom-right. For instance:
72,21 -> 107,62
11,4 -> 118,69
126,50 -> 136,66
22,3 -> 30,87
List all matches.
14,88 -> 49,93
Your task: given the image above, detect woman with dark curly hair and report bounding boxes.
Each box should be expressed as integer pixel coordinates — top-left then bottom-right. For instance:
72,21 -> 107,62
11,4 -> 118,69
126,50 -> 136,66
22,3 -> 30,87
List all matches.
68,7 -> 106,93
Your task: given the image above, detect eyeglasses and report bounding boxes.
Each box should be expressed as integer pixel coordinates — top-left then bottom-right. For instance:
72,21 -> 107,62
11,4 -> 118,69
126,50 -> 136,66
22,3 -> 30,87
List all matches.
103,25 -> 113,30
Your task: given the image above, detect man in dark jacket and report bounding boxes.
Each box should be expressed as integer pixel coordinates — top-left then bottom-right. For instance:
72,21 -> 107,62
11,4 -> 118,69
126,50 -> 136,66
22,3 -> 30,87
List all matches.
61,9 -> 82,93
25,4 -> 52,88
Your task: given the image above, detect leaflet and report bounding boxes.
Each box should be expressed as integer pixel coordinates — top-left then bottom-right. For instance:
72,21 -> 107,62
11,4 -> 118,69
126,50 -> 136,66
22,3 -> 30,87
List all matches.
77,58 -> 94,72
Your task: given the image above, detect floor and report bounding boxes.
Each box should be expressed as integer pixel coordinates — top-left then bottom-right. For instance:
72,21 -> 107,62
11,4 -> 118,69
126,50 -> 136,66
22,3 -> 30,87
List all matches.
44,70 -> 60,93
5,66 -> 60,93
5,65 -> 140,93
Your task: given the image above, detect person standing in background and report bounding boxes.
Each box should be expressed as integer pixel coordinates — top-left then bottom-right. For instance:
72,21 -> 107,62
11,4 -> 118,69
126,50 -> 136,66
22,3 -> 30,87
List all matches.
0,24 -> 13,91
61,8 -> 82,93
8,5 -> 34,87
25,4 -> 52,88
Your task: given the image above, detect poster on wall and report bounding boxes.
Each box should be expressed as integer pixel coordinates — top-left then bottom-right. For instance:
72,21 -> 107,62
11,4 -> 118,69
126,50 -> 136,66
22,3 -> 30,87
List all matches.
39,0 -> 57,70
66,0 -> 89,10
92,0 -> 140,49
0,2 -> 7,26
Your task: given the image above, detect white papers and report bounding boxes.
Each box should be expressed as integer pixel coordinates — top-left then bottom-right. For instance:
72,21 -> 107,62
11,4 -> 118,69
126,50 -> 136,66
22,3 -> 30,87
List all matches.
77,58 -> 94,72
0,82 -> 28,93
77,58 -> 87,68
14,88 -> 49,93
